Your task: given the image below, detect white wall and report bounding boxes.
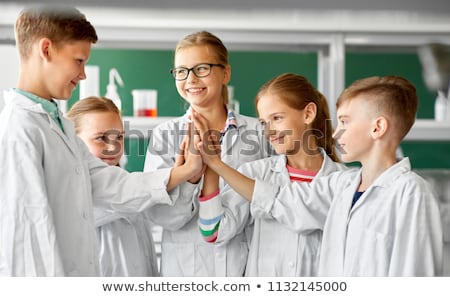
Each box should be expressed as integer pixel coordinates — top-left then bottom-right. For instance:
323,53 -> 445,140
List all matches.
0,44 -> 19,111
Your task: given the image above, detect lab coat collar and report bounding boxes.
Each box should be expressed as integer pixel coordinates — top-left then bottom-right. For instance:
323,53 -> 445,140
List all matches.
361,157 -> 411,189
270,147 -> 334,176
4,89 -> 79,157
347,157 -> 411,213
4,89 -> 48,114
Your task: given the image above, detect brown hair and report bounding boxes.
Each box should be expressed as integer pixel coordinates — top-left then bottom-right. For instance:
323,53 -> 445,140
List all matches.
336,75 -> 418,141
255,73 -> 339,162
66,97 -> 120,134
175,31 -> 230,105
15,5 -> 98,60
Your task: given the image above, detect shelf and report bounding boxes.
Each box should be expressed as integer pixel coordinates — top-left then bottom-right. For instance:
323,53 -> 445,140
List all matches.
122,116 -> 176,139
405,119 -> 450,141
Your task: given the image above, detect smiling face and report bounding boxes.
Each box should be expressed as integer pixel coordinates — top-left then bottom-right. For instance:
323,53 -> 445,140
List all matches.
174,45 -> 230,109
43,40 -> 91,100
257,93 -> 312,156
77,111 -> 124,166
333,96 -> 374,163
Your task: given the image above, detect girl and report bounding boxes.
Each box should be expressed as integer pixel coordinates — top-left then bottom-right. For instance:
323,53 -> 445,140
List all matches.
67,97 -> 157,276
143,31 -> 270,276
194,73 -> 346,276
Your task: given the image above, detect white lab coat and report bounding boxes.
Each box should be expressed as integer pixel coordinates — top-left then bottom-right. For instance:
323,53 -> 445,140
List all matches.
210,150 -> 345,276
0,90 -> 176,276
252,158 -> 443,276
94,209 -> 158,276
144,111 -> 270,276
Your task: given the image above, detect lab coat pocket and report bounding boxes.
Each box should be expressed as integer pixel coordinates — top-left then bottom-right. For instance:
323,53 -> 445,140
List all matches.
223,241 -> 248,276
354,228 -> 393,276
239,241 -> 249,276
160,242 -> 195,276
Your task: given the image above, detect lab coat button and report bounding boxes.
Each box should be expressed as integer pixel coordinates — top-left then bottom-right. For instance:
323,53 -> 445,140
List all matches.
288,262 -> 295,268
75,166 -> 82,174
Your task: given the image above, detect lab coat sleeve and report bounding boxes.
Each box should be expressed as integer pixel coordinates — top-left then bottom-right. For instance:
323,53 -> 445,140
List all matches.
93,208 -> 125,227
0,136 -> 65,276
80,137 -> 175,212
251,173 -> 337,233
388,180 -> 443,276
145,182 -> 199,230
197,162 -> 252,245
142,121 -> 199,230
213,181 -> 252,245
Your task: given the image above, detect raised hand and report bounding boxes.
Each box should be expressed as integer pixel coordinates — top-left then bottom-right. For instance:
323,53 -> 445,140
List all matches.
191,111 -> 255,201
185,120 -> 206,183
166,120 -> 205,191
192,111 -> 221,167
174,137 -> 187,168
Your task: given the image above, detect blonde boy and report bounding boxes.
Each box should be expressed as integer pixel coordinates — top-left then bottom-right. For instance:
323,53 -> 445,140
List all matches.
195,76 -> 443,276
0,6 -> 201,276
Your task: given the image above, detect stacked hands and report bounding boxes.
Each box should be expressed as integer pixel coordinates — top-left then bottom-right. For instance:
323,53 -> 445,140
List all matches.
175,111 -> 222,184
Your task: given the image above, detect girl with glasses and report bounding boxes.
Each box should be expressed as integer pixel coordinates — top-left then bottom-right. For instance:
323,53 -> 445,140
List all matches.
143,31 -> 270,276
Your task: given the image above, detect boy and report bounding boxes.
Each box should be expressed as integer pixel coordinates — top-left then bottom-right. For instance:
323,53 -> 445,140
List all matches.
0,5 -> 201,276
194,75 -> 443,276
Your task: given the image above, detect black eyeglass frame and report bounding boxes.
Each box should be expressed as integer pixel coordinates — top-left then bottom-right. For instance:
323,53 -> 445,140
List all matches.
170,63 -> 225,81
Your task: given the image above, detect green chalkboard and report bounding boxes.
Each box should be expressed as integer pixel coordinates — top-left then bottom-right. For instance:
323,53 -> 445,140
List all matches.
228,51 -> 317,116
124,138 -> 149,172
402,141 -> 450,169
346,52 -> 436,119
69,49 -> 318,171
69,49 -> 182,116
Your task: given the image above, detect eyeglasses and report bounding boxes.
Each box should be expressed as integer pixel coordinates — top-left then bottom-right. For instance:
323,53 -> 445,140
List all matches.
170,63 -> 225,81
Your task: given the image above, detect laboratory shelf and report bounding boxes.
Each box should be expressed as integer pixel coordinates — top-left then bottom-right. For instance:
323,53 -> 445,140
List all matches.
122,116 -> 176,139
405,119 -> 450,141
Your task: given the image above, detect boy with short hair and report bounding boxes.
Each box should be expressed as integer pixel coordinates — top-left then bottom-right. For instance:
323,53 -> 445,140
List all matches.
195,75 -> 443,276
0,5 -> 201,276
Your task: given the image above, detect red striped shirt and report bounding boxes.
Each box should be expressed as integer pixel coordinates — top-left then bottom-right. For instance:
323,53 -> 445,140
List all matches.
286,164 -> 318,183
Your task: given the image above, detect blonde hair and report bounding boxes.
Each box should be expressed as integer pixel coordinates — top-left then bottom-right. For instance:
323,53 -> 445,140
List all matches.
175,31 -> 230,105
66,97 -> 120,134
337,76 -> 418,141
256,73 -> 339,162
15,5 -> 97,60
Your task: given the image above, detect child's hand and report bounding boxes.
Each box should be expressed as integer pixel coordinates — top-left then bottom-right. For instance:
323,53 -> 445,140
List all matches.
184,121 -> 205,183
192,111 -> 221,167
166,121 -> 204,191
174,138 -> 187,168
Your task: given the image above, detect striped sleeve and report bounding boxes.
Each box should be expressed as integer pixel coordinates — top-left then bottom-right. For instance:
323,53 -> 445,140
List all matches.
198,189 -> 223,243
